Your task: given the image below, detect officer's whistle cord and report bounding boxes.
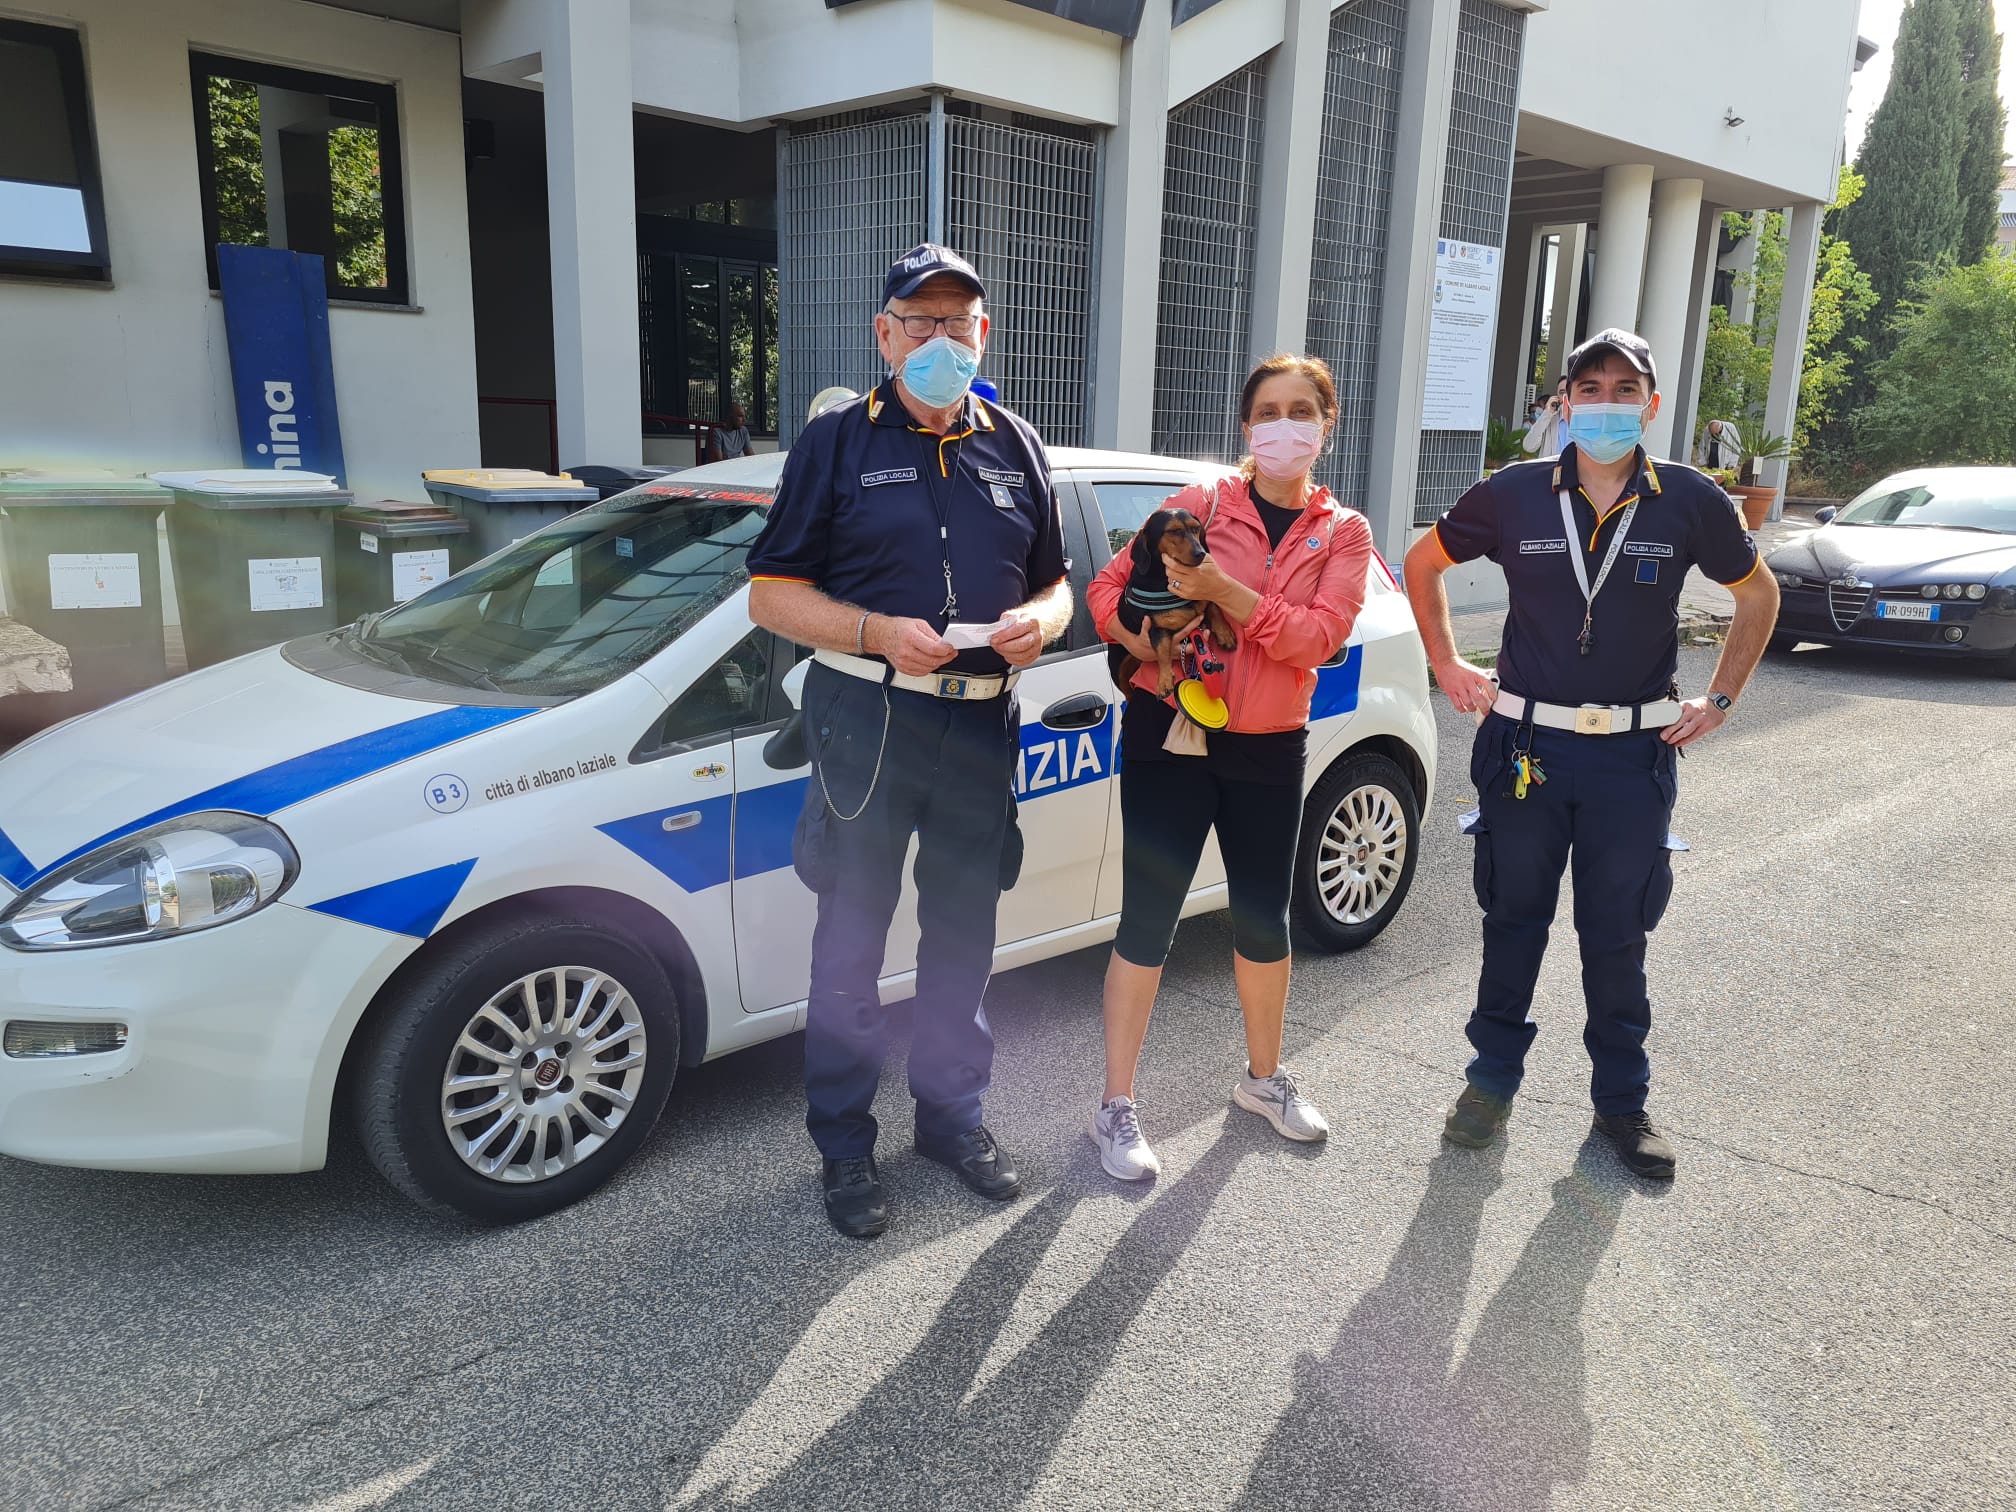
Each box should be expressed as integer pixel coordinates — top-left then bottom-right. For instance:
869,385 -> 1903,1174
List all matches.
817,682 -> 893,823
1557,489 -> 1639,657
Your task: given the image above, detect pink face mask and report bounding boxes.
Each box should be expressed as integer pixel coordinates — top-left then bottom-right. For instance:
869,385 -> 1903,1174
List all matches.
1249,418 -> 1325,480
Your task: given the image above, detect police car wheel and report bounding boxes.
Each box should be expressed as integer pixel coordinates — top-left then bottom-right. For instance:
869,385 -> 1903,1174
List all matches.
354,916 -> 678,1222
1291,751 -> 1420,954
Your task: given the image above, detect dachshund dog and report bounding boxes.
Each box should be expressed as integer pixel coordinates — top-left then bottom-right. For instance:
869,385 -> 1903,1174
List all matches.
1107,507 -> 1238,697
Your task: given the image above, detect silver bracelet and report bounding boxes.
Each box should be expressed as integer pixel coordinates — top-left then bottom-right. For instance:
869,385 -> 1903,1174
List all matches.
855,612 -> 870,655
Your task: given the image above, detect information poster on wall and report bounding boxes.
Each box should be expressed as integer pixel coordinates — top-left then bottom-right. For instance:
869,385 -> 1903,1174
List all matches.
392,549 -> 450,602
1422,237 -> 1503,431
48,553 -> 143,611
248,556 -> 324,613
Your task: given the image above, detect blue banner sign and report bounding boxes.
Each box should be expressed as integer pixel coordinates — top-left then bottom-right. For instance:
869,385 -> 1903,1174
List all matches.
217,245 -> 347,486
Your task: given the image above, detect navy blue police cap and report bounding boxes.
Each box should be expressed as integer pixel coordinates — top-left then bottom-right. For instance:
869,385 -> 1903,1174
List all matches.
1565,328 -> 1658,390
883,243 -> 986,305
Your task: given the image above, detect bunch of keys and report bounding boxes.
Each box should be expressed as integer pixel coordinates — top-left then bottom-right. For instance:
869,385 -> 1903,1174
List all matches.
1511,749 -> 1547,800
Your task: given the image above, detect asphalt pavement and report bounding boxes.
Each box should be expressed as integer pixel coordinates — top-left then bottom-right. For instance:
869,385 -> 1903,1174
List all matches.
3,637 -> 2013,1511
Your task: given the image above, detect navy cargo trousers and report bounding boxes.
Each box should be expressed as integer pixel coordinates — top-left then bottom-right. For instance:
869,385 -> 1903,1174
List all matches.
792,662 -> 1020,1159
1463,711 -> 1679,1116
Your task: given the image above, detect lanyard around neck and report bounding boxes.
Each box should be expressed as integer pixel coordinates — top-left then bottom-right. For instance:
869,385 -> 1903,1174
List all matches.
1558,488 -> 1638,656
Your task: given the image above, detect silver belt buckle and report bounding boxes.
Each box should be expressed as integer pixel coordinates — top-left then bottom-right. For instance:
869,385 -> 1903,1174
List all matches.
1574,705 -> 1614,735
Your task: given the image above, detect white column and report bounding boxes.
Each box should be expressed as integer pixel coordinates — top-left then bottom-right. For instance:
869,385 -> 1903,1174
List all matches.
1587,163 -> 1654,335
1248,0 -> 1331,360
1490,220 -> 1545,420
1760,200 -> 1824,512
1541,221 -> 1587,388
1726,213 -> 1760,325
1664,203 -> 1724,465
544,0 -> 641,467
1639,177 -> 1704,458
1090,0 -> 1171,450
1365,0 -> 1462,565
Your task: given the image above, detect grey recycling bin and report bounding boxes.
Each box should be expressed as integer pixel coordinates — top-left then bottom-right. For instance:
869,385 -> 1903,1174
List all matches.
335,501 -> 474,622
419,469 -> 597,560
153,471 -> 350,670
0,474 -> 171,736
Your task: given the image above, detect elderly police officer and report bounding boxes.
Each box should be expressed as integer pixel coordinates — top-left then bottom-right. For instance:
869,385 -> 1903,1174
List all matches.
747,245 -> 1073,1238
1403,329 -> 1780,1179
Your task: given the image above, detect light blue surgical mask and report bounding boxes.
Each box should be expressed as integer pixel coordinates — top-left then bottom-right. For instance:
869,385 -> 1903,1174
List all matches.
1565,401 -> 1649,464
900,334 -> 982,409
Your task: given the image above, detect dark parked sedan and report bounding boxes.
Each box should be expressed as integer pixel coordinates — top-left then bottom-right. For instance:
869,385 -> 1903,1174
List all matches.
1765,467 -> 2016,675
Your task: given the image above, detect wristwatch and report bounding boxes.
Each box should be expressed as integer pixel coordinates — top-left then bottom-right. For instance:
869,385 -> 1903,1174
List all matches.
1708,692 -> 1733,713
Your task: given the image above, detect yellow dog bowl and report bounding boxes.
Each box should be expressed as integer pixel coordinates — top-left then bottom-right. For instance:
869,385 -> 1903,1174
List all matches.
1176,678 -> 1229,730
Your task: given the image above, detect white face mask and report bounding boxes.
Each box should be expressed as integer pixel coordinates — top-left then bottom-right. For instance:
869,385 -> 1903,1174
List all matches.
1248,418 -> 1325,481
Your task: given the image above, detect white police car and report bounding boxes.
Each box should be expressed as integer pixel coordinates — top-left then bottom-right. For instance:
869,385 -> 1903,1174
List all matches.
0,451 -> 1435,1221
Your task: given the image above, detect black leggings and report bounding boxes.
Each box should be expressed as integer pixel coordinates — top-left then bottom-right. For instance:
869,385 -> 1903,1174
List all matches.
1114,759 -> 1302,967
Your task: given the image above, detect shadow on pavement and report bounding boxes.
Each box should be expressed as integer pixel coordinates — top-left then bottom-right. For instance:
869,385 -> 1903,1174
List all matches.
1234,1138 -> 1632,1512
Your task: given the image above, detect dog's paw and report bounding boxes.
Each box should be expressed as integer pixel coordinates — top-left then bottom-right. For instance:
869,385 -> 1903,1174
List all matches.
1211,627 -> 1237,651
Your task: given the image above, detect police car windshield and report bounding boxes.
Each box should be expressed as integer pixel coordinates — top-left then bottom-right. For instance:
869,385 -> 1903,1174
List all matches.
1836,478 -> 2016,534
361,484 -> 774,695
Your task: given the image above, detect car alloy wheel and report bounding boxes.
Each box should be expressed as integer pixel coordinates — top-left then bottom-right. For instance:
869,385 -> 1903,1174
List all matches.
440,966 -> 649,1183
1316,783 -> 1409,926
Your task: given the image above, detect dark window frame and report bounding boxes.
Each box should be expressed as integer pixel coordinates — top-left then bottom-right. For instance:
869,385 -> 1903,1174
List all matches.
188,49 -> 409,305
640,244 -> 780,437
0,18 -> 111,280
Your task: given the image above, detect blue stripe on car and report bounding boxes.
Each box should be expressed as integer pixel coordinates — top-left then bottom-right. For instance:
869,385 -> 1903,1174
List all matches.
306,859 -> 479,938
8,705 -> 538,889
0,826 -> 33,892
1310,646 -> 1363,722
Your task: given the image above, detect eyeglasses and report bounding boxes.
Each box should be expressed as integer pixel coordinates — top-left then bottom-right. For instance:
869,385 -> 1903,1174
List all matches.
883,310 -> 980,340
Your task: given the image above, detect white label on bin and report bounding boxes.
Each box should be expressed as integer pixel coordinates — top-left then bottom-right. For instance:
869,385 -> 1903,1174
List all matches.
360,532 -> 380,554
249,556 -> 324,612
533,553 -> 575,587
49,553 -> 143,610
392,548 -> 450,602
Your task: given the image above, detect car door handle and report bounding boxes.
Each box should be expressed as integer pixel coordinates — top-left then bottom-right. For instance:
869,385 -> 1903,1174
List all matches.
1040,692 -> 1108,731
661,812 -> 702,832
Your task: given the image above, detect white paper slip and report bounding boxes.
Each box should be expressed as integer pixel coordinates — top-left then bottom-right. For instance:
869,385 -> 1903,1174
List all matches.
248,556 -> 324,612
942,617 -> 1018,651
392,548 -> 450,601
49,553 -> 142,610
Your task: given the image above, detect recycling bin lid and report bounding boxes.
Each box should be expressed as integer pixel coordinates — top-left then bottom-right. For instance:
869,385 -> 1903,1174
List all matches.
340,501 -> 470,537
0,473 -> 169,508
420,468 -> 595,503
150,469 -> 349,510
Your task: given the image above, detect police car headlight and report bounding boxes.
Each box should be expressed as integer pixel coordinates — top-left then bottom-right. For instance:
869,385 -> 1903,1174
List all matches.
0,813 -> 299,952
1965,583 -> 1987,601
1774,571 -> 1803,588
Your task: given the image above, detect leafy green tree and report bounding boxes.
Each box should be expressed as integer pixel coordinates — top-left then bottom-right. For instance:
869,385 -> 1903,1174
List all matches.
329,125 -> 387,289
1955,0 -> 2008,262
1855,255 -> 2016,468
207,78 -> 269,250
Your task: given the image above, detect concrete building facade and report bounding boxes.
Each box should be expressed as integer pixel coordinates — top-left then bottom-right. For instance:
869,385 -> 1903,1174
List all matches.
2,0 -> 1869,607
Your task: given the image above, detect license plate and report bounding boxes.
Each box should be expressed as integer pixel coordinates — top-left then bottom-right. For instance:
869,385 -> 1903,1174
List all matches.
1877,601 -> 1938,622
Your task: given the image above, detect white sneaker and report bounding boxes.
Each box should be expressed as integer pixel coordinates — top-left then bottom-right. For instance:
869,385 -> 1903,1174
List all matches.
1233,1066 -> 1329,1143
1090,1095 -> 1162,1182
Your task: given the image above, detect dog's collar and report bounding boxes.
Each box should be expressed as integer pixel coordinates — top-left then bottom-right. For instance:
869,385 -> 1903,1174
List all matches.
1125,585 -> 1193,613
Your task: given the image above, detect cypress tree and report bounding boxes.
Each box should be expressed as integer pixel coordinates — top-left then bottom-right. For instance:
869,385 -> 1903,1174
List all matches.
1955,0 -> 2008,262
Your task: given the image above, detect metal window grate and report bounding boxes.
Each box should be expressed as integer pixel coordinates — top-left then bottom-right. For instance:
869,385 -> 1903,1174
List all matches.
777,112 -> 928,443
1152,61 -> 1268,465
1305,0 -> 1407,513
1414,0 -> 1525,524
946,116 -> 1098,445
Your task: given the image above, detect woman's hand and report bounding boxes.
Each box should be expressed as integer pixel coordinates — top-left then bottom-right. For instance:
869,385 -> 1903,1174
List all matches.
1106,611 -> 1198,663
1162,552 -> 1238,605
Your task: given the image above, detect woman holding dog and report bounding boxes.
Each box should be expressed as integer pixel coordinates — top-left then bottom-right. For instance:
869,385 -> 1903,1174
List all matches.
1085,353 -> 1373,1181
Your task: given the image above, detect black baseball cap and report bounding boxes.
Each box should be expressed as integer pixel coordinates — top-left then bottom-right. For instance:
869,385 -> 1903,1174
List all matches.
1565,328 -> 1658,390
883,243 -> 986,305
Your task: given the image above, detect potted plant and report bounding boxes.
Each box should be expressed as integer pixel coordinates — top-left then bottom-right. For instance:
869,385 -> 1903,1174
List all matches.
1481,417 -> 1526,478
1727,430 -> 1793,529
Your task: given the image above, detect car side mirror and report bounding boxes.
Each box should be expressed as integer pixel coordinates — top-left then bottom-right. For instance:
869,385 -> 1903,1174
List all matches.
1812,506 -> 1837,526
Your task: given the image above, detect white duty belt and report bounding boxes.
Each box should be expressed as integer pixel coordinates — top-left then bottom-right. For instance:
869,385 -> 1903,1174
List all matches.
814,648 -> 1018,701
1493,689 -> 1682,735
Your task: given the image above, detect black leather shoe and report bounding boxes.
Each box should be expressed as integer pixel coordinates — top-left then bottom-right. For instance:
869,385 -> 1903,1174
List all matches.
916,1124 -> 1022,1200
822,1155 -> 890,1238
1592,1110 -> 1677,1180
1442,1083 -> 1512,1148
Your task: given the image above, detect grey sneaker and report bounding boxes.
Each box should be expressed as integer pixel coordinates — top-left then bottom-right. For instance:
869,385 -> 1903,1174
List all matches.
1232,1066 -> 1329,1143
1442,1083 -> 1512,1148
1090,1095 -> 1161,1182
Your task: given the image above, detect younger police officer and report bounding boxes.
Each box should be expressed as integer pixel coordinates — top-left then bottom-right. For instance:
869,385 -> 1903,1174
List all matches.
747,245 -> 1074,1238
1402,329 -> 1780,1179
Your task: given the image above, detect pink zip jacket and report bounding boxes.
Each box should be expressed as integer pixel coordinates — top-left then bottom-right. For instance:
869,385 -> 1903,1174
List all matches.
1089,474 -> 1374,734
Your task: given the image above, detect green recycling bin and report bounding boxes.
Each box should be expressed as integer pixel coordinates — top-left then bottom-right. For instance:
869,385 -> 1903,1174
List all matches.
153,470 -> 350,670
334,501 -> 474,622
0,474 -> 170,735
420,469 -> 597,560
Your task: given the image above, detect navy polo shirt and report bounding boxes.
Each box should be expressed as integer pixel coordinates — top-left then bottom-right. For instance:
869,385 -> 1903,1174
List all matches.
1434,447 -> 1760,706
747,380 -> 1069,674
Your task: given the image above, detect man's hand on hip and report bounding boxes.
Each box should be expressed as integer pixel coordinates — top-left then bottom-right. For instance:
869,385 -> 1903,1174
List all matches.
1661,697 -> 1727,748
989,615 -> 1044,668
1434,656 -> 1498,717
868,615 -> 957,677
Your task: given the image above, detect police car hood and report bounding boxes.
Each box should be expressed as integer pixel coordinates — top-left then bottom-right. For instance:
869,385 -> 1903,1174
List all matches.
0,645 -> 513,896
